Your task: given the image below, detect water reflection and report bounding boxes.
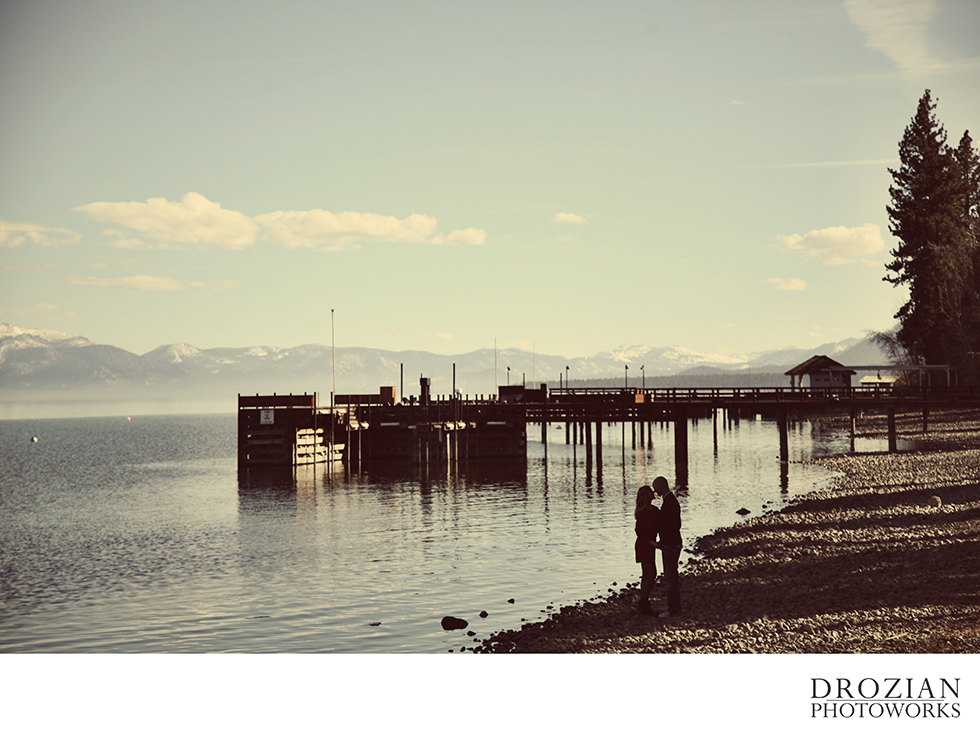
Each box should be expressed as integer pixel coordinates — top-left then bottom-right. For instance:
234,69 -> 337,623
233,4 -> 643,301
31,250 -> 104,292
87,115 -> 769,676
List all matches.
237,458 -> 529,503
231,414 -> 848,525
228,415 -> 848,652
1,412 -> 858,653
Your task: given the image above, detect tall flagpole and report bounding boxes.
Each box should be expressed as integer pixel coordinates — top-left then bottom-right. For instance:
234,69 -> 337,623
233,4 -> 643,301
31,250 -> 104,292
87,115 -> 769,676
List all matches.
331,308 -> 336,409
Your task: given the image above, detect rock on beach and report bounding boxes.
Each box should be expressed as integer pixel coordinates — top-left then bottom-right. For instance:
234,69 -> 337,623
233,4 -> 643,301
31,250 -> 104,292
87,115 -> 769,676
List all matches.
441,616 -> 468,631
474,408 -> 980,654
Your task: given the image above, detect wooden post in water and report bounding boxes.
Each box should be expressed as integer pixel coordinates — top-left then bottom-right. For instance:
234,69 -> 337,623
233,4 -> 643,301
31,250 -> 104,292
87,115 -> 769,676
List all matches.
922,405 -> 929,434
595,419 -> 602,464
888,408 -> 898,452
778,407 -> 789,463
674,406 -> 688,487
712,407 -> 718,457
585,420 -> 593,480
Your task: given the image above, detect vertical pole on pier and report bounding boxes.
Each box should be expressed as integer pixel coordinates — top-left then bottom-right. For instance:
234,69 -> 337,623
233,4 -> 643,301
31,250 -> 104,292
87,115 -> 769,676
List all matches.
674,407 -> 688,488
888,408 -> 898,452
778,407 -> 789,463
849,406 -> 857,451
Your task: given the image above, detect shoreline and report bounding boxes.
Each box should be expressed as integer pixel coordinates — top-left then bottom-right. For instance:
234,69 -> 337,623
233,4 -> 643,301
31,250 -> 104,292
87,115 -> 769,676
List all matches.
477,408 -> 980,653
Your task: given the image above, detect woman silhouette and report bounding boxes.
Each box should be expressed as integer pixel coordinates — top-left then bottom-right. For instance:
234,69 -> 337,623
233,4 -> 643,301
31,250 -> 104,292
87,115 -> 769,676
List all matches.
634,484 -> 660,615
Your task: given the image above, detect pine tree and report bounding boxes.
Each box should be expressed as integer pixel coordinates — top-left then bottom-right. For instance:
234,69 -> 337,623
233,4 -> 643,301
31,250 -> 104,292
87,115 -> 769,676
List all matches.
885,90 -> 978,382
952,130 -> 980,381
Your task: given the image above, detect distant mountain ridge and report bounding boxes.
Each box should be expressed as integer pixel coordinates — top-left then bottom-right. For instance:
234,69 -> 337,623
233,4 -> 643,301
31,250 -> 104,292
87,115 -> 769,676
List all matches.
0,323 -> 893,405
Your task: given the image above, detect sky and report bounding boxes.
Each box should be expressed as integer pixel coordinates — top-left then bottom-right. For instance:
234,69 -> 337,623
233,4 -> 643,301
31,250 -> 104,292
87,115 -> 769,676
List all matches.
1,0 -> 979,360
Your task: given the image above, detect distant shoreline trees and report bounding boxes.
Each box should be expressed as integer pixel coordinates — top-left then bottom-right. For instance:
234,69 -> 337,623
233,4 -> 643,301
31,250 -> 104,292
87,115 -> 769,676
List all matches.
881,89 -> 980,385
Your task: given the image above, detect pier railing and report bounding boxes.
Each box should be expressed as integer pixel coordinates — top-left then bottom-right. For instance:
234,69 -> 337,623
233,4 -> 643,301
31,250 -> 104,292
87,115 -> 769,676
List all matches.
547,385 -> 980,406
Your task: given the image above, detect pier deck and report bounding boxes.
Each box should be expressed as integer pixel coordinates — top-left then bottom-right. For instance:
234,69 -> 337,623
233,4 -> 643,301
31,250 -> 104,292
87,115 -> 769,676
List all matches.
238,385 -> 980,470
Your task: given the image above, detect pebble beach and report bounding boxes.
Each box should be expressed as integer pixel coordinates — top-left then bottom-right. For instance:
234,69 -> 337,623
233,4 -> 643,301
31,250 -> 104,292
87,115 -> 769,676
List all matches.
477,408 -> 980,653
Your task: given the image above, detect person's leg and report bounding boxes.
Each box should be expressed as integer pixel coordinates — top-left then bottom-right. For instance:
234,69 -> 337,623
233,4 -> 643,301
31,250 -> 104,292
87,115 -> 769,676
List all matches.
638,561 -> 656,614
661,545 -> 681,615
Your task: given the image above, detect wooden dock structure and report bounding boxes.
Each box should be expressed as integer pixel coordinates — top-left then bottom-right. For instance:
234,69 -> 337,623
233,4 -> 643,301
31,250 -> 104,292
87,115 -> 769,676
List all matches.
237,393 -> 344,468
238,382 -> 980,472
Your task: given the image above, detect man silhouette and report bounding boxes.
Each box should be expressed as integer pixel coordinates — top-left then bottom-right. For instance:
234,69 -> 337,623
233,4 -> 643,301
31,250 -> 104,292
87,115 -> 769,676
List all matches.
653,476 -> 681,617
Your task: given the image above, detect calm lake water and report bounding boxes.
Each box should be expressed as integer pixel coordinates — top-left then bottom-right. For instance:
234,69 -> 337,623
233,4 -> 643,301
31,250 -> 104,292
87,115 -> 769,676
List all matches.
0,411 -> 896,653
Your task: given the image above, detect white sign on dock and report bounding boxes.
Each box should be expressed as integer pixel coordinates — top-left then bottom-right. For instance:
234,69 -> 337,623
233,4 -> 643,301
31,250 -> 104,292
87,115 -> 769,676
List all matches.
260,409 -> 274,425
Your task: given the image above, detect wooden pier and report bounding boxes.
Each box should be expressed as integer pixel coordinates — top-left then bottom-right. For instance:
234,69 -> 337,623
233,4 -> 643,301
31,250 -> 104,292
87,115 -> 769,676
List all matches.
238,383 -> 980,473
237,393 -> 344,468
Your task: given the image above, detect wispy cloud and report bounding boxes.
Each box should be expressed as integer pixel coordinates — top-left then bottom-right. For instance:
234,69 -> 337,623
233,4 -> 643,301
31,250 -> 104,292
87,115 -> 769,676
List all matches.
63,275 -> 186,291
844,0 -> 943,74
429,228 -> 487,246
71,193 -> 484,251
768,278 -> 807,291
61,275 -> 241,292
103,235 -> 189,251
776,223 -> 884,265
0,220 -> 81,248
428,332 -> 455,341
0,302 -> 77,320
551,212 -> 586,224
74,193 -> 260,251
91,259 -> 145,270
202,278 -> 242,291
728,99 -> 747,106
256,209 -> 437,250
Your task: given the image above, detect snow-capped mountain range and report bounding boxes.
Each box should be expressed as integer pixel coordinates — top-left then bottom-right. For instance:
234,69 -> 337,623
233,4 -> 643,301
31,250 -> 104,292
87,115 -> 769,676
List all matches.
0,323 -> 891,405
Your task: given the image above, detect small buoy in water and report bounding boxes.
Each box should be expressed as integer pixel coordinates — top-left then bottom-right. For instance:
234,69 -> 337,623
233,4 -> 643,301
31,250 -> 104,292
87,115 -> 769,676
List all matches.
126,417 -> 131,422
31,436 -> 38,442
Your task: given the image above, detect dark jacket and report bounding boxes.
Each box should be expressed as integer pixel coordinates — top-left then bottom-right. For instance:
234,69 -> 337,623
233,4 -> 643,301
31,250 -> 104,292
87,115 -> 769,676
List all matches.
658,491 -> 682,546
634,506 -> 660,563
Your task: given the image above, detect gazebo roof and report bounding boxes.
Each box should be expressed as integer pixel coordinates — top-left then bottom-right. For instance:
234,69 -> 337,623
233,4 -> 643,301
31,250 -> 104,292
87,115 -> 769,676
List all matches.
785,355 -> 856,377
